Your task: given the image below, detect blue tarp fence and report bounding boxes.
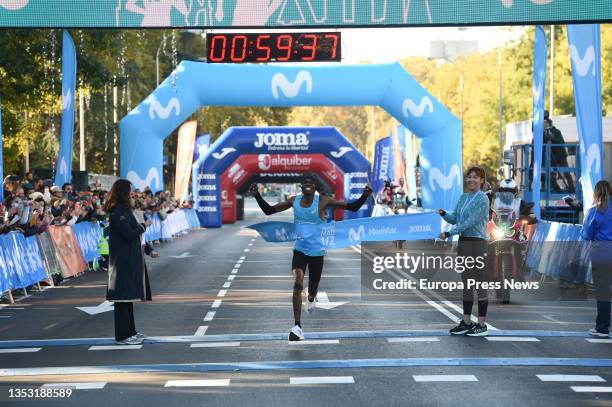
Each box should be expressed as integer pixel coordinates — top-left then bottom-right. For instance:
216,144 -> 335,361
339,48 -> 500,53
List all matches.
0,209 -> 200,297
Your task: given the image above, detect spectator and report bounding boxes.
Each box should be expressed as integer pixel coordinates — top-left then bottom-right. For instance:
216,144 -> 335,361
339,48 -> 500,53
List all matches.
581,180 -> 612,338
103,179 -> 152,345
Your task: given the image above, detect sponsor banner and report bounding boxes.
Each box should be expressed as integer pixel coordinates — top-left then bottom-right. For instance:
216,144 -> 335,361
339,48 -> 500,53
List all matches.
248,211 -> 440,249
54,30 -> 77,186
144,213 -> 162,242
391,126 -> 407,186
0,233 -> 48,290
47,225 -> 88,278
195,170 -> 220,227
345,171 -> 372,219
0,1 -> 609,28
568,24 -> 604,211
399,126 -> 418,205
531,25 -> 547,219
194,134 -> 211,162
174,120 -> 197,203
372,136 -> 394,195
72,221 -> 103,263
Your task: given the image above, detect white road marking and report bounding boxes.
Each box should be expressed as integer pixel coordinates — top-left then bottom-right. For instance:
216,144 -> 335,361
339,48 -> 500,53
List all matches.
537,375 -> 605,382
42,382 -> 107,389
387,338 -> 440,343
212,300 -> 222,308
0,348 -> 41,353
165,380 -> 230,387
223,282 -> 231,288
586,338 -> 612,343
486,337 -> 540,342
89,345 -> 143,351
244,249 -> 250,252
194,326 -> 208,336
288,340 -> 340,345
413,375 -> 478,382
228,275 -> 236,281
234,264 -> 241,268
248,243 -> 253,246
203,311 -> 216,322
240,256 -> 246,260
190,342 -> 241,348
218,290 -> 227,297
571,386 -> 612,393
290,376 -> 354,385
231,269 -> 238,274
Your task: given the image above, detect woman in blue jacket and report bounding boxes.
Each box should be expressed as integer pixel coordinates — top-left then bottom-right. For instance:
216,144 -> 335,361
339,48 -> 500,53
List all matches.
436,166 -> 490,337
581,180 -> 612,338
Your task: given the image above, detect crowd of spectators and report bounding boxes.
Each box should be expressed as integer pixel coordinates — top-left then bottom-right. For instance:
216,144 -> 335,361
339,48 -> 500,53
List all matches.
1,172 -> 192,237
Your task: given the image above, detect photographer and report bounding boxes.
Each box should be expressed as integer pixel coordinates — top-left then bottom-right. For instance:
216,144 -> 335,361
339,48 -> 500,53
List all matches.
542,112 -> 574,192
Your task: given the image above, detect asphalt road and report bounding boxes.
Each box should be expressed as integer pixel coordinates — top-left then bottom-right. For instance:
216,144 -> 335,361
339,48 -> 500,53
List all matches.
0,199 -> 610,407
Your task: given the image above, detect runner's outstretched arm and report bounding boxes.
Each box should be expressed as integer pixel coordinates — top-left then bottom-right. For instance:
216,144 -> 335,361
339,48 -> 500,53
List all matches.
249,184 -> 294,215
325,185 -> 373,212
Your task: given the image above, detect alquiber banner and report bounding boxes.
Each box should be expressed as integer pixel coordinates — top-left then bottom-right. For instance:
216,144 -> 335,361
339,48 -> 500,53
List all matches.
174,120 -> 197,203
0,1 -> 609,28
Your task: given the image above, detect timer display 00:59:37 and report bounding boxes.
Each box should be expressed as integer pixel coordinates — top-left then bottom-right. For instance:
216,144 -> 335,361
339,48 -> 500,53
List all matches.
206,32 -> 341,63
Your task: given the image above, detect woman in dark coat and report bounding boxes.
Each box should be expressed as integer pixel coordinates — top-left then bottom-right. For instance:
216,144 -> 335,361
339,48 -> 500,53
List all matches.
104,179 -> 152,345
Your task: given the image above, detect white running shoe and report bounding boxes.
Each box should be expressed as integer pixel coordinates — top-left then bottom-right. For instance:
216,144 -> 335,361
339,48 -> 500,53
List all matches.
288,325 -> 304,341
589,328 -> 610,338
134,332 -> 146,340
116,336 -> 144,345
306,297 -> 317,314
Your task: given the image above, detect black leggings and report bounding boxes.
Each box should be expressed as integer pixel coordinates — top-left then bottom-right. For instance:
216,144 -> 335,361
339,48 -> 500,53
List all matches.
459,236 -> 489,318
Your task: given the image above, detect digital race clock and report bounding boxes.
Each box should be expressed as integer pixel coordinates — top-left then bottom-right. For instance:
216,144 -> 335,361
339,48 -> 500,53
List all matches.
206,32 -> 341,63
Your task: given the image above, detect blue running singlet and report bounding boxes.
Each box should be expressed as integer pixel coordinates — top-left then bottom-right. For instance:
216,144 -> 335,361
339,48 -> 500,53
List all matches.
293,194 -> 326,256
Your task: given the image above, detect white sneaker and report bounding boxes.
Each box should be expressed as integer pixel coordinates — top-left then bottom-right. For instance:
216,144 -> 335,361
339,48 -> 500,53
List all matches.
134,332 -> 146,340
306,297 -> 317,314
589,328 -> 610,338
288,325 -> 304,341
116,336 -> 144,345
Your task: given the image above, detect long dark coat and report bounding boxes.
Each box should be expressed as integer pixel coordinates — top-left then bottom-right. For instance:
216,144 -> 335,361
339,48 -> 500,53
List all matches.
106,205 -> 152,302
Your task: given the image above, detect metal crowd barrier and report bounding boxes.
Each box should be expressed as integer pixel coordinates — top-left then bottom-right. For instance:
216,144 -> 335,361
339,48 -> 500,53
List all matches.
524,220 -> 592,284
0,209 -> 201,304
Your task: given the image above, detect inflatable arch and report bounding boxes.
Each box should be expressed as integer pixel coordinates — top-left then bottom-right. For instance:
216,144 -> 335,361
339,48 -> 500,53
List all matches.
120,61 -> 463,215
196,127 -> 369,227
220,153 -> 345,224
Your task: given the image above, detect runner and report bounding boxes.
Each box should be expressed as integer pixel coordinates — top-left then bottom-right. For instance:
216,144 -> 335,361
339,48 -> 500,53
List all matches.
249,176 -> 372,341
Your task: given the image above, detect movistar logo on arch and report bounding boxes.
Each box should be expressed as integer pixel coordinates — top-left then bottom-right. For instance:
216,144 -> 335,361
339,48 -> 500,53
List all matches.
254,132 -> 310,151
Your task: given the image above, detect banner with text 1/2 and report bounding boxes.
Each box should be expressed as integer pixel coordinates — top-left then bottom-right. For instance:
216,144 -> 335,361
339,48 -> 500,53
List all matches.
248,211 -> 441,249
174,120 -> 197,203
54,30 -> 76,187
568,24 -> 604,211
0,1 -> 610,28
531,25 -> 547,219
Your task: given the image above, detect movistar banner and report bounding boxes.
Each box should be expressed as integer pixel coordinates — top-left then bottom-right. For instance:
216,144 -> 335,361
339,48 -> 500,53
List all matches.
372,136 -> 394,196
532,25 -> 547,219
568,24 -> 604,211
55,30 -> 76,187
0,96 -> 4,203
248,211 -> 440,249
0,1 -> 609,28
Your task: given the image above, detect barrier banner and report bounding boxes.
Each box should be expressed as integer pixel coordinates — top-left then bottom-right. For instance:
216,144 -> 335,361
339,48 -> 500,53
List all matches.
0,236 -> 10,294
0,97 -> 4,203
248,211 -> 441,249
568,24 -> 604,211
144,213 -> 162,242
37,232 -> 63,276
24,235 -> 49,284
72,221 -> 102,263
47,225 -> 88,278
